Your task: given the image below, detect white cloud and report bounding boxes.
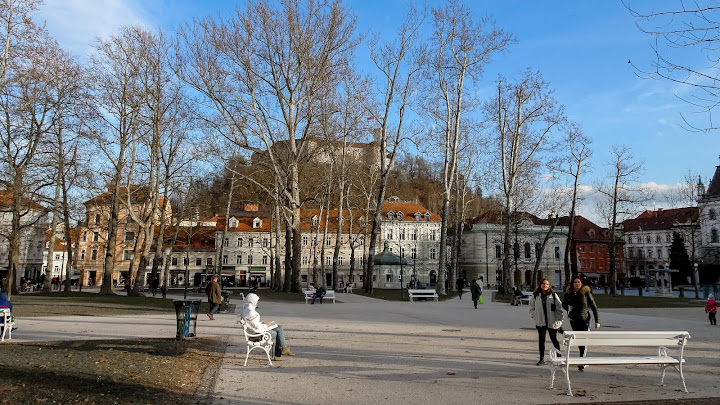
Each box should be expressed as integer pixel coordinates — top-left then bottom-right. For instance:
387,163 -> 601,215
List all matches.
38,0 -> 149,58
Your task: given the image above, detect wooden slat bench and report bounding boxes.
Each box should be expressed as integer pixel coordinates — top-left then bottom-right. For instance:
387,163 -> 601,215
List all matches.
304,290 -> 336,304
408,289 -> 438,302
0,309 -> 13,342
549,331 -> 691,396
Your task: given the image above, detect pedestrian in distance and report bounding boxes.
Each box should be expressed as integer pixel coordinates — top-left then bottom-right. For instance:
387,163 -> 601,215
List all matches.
705,294 -> 717,325
562,275 -> 600,371
456,277 -> 465,299
530,279 -> 564,366
151,277 -> 159,297
470,279 -> 482,309
206,275 -> 222,320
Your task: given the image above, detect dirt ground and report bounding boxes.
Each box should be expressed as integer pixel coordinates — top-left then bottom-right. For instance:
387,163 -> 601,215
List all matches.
0,337 -> 226,405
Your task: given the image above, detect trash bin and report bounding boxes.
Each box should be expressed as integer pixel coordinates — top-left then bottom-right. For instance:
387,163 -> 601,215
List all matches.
174,299 -> 201,339
220,291 -> 230,312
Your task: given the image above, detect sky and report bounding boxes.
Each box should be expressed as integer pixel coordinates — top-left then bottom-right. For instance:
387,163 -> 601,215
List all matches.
36,0 -> 720,222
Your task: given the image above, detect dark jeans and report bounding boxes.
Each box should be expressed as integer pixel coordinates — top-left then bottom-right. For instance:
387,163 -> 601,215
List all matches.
472,299 -> 478,309
311,294 -> 323,304
709,312 -> 717,325
570,319 -> 590,356
458,288 -> 463,299
209,302 -> 220,315
536,326 -> 561,359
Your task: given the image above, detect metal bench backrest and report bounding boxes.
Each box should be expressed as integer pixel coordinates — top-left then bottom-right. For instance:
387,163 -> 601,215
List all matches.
563,331 -> 690,348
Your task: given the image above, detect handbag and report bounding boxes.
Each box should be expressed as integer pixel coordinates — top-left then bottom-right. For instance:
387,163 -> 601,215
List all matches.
478,295 -> 484,305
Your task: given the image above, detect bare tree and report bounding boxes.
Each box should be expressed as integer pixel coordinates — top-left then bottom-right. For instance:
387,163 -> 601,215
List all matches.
596,145 -> 647,296
179,0 -> 358,292
551,124 -> 592,288
627,1 -> 720,131
484,69 -> 565,295
363,5 -> 424,294
424,0 -> 513,296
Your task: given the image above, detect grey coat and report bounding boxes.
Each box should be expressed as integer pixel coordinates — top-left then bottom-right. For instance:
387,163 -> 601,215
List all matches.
529,291 -> 564,329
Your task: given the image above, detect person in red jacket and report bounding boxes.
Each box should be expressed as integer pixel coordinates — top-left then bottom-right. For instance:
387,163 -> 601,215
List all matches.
705,294 -> 717,325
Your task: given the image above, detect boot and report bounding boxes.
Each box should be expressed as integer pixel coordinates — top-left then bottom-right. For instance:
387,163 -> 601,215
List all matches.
272,356 -> 285,361
282,347 -> 295,356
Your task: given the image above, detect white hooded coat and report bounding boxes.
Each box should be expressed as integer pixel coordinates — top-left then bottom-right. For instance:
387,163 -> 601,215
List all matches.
241,293 -> 266,334
529,291 -> 564,329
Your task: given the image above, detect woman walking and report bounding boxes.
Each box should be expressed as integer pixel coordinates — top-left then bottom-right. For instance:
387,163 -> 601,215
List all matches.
470,279 -> 481,309
562,275 -> 600,371
529,279 -> 564,365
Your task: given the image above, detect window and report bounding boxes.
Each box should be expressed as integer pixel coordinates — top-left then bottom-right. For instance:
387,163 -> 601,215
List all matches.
636,236 -> 641,243
325,256 -> 331,266
495,245 -> 502,259
55,254 -> 60,261
590,245 -> 594,253
513,242 -> 520,259
248,238 -> 254,247
125,231 -> 135,242
338,256 -> 344,265
172,256 -> 178,266
223,255 -> 228,264
82,232 -> 87,242
93,231 -> 99,242
196,258 -> 202,266
386,271 -> 393,283
80,249 -> 86,260
590,259 -> 595,269
411,247 -> 416,260
94,213 -> 100,224
399,229 -> 406,240
657,249 -> 663,259
411,230 -> 418,241
183,257 -> 189,266
554,246 -> 560,259
302,236 -> 308,246
326,236 -> 332,246
627,237 -> 632,244
339,236 -> 344,245
263,238 -> 269,248
713,228 -> 719,243
207,257 -> 213,266
711,209 -> 717,220
430,248 -> 437,260
123,250 -> 133,261
629,249 -> 634,258
655,235 -> 661,243
386,230 -> 393,240
535,243 -> 541,256
91,249 -> 98,260
646,235 -> 651,243
666,234 -> 671,242
579,245 -> 585,253
359,256 -> 364,266
637,249 -> 643,258
262,255 -> 268,265
648,249 -> 653,258
237,238 -> 243,247
524,243 -> 531,259
224,238 -> 229,247
237,255 -> 242,264
430,231 -> 436,241
302,256 -> 308,265
247,255 -> 253,265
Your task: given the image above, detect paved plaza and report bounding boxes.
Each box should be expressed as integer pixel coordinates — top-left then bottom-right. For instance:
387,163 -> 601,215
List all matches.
12,292 -> 720,404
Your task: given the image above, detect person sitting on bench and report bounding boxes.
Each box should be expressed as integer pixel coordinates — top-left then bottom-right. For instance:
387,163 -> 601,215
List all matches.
311,284 -> 326,304
242,293 -> 294,361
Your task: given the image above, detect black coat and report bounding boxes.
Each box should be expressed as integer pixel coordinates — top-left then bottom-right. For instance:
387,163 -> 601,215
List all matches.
562,285 -> 599,323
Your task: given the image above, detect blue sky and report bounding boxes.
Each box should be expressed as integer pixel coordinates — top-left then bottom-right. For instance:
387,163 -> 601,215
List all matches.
37,0 -> 720,219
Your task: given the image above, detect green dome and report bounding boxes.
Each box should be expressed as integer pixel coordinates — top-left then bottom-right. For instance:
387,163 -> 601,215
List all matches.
373,241 -> 408,265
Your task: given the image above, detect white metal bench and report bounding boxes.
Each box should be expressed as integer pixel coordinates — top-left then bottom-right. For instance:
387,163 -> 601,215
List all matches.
518,292 -> 532,305
239,318 -> 273,366
304,290 -> 336,304
407,289 -> 438,302
0,308 -> 12,342
549,331 -> 690,396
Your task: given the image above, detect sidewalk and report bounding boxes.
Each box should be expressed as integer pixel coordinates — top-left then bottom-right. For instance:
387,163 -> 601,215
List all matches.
10,292 -> 720,404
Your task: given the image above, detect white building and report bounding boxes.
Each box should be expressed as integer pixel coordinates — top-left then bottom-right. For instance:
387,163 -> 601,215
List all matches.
0,190 -> 48,286
458,210 -> 568,289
